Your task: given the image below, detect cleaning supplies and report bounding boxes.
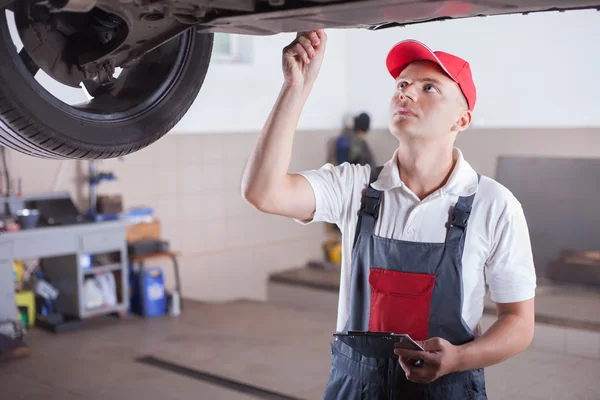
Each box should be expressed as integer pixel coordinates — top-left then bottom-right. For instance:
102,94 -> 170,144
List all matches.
169,290 -> 181,317
130,266 -> 166,317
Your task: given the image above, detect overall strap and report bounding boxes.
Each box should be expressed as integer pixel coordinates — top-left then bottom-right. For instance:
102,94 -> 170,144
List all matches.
353,166 -> 384,248
446,173 -> 482,245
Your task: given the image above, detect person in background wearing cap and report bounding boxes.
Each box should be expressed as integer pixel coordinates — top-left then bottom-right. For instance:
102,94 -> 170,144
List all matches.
242,30 -> 536,399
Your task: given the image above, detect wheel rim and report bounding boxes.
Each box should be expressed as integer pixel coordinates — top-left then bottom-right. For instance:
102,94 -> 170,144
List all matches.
2,6 -> 196,124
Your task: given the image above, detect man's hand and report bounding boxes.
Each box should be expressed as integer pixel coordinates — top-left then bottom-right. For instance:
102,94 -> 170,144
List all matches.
282,30 -> 327,90
394,337 -> 461,384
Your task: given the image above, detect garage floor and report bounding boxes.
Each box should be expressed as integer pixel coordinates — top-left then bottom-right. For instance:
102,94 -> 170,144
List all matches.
2,300 -> 600,400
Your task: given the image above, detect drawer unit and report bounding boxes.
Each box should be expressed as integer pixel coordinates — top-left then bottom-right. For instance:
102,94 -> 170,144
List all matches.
80,230 -> 125,253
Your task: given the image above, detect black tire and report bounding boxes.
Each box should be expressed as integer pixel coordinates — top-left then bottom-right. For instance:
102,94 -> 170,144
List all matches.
0,9 -> 213,159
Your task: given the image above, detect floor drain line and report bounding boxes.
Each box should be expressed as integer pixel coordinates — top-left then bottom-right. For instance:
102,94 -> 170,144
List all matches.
136,356 -> 304,400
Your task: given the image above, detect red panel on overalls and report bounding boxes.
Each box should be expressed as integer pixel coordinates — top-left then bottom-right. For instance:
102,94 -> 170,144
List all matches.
368,268 -> 436,341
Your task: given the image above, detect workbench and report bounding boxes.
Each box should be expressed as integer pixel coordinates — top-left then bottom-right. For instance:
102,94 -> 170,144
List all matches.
0,220 -> 129,325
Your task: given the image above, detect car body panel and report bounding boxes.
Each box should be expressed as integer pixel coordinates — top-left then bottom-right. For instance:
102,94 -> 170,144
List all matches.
192,0 -> 600,35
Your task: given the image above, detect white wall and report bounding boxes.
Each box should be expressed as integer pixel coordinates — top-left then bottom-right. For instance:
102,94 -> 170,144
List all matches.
345,9 -> 600,130
177,8 -> 600,133
173,30 -> 349,134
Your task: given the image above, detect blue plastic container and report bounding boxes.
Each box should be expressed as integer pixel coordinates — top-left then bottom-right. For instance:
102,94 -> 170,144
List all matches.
130,266 -> 166,317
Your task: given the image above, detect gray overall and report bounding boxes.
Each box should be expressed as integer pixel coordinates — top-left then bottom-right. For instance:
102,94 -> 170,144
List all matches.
323,166 -> 487,400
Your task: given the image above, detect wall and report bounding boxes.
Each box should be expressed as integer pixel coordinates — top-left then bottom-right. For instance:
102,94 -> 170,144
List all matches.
4,130 -> 335,302
345,9 -> 600,130
177,9 -> 600,133
458,128 -> 600,284
172,30 -> 349,133
363,127 -> 600,178
455,128 -> 600,177
6,126 -> 598,302
494,155 -> 600,284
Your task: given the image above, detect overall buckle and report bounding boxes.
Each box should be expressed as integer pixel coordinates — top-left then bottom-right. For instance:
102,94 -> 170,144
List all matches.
450,209 -> 470,229
359,188 -> 381,220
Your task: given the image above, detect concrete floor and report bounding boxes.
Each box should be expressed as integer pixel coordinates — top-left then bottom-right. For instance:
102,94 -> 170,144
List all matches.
2,300 -> 600,400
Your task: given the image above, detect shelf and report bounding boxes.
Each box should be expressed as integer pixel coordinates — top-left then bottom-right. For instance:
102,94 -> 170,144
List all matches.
82,303 -> 126,318
83,264 -> 122,276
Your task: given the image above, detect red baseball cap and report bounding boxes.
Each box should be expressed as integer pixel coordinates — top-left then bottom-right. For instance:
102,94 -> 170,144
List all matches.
386,40 -> 476,111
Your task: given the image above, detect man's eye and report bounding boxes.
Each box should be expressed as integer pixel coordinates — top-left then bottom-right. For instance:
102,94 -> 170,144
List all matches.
397,81 -> 408,89
424,84 -> 437,93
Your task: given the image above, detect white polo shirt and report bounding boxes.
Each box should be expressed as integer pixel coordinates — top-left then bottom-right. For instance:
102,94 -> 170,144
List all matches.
296,147 -> 537,334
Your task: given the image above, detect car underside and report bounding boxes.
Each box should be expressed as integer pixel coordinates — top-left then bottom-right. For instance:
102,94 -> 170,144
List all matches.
0,0 -> 598,159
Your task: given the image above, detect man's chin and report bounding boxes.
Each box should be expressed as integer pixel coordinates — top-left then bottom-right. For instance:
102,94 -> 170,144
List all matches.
389,122 -> 417,138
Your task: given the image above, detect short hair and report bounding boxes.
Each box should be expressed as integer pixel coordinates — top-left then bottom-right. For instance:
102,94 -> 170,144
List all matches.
354,112 -> 370,132
458,92 -> 468,110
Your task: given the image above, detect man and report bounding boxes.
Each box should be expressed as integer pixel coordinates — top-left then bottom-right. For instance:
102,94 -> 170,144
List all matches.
242,30 -> 536,399
333,112 -> 375,167
325,111 -> 375,259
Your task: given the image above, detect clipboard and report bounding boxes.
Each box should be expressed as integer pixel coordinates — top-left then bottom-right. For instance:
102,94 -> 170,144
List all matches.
333,331 -> 424,359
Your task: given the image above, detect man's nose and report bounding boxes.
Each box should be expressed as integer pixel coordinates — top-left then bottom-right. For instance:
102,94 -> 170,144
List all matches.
399,85 -> 417,103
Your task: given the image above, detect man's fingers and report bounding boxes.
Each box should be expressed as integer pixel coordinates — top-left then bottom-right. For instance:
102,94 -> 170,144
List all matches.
290,43 -> 309,64
290,30 -> 326,63
307,31 -> 320,46
421,337 -> 445,351
394,348 -> 430,361
400,357 -> 429,383
298,30 -> 322,45
315,29 -> 327,44
296,35 -> 316,60
398,356 -> 411,374
286,33 -> 317,64
400,357 -> 439,384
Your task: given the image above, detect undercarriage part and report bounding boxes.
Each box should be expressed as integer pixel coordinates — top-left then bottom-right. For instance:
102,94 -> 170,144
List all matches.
48,0 -> 97,13
14,3 -> 125,87
193,0 -> 600,35
14,0 -> 198,89
15,4 -> 86,87
206,0 -> 255,12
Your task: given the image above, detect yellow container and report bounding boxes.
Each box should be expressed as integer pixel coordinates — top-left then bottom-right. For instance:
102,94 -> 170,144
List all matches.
323,240 -> 342,264
13,260 -> 24,286
15,290 -> 36,327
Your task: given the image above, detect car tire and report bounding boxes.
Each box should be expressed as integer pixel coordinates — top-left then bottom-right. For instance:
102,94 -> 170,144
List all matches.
0,8 -> 213,159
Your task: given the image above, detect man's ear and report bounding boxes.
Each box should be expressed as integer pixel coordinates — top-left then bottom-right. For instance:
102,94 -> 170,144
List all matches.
452,109 -> 472,133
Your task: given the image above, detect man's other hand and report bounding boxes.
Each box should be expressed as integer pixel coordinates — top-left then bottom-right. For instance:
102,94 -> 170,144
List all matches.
394,337 -> 461,384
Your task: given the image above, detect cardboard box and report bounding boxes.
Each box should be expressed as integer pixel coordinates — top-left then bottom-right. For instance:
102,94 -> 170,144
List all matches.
97,195 -> 123,214
126,221 -> 161,242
